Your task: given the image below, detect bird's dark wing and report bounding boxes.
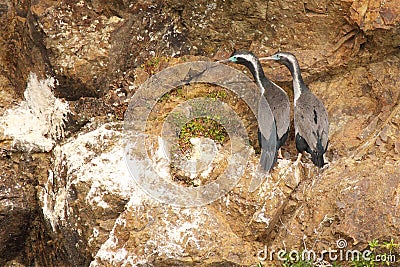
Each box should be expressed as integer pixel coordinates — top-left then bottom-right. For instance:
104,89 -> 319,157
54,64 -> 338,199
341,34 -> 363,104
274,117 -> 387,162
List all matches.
294,92 -> 329,153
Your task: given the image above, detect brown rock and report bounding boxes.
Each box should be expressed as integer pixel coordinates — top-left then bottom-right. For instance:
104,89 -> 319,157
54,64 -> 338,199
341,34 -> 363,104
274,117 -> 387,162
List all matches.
350,0 -> 400,31
31,1 -> 125,100
0,0 -> 400,266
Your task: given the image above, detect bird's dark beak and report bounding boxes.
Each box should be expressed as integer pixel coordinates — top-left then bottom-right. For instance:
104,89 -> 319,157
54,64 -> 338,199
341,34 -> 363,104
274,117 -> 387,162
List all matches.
259,56 -> 278,61
216,59 -> 230,63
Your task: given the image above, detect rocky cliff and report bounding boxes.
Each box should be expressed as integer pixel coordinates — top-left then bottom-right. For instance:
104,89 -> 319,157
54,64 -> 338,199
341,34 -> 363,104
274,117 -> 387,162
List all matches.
0,0 -> 399,266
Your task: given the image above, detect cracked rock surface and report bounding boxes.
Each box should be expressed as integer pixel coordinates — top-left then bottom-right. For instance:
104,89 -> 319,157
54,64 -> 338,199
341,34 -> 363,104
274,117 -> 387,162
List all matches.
0,0 -> 399,266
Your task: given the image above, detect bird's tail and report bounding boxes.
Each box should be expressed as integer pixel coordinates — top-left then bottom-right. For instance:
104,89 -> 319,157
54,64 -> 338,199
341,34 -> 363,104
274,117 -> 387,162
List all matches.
260,148 -> 278,171
258,127 -> 278,171
311,151 -> 325,168
311,136 -> 327,168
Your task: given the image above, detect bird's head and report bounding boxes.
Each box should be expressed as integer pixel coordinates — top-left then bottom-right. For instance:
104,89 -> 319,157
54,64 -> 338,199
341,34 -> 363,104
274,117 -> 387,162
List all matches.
217,51 -> 258,66
260,52 -> 298,69
217,51 -> 263,78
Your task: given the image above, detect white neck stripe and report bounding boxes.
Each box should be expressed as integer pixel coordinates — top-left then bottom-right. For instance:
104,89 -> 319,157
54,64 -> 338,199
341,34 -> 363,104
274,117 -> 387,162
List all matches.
237,54 -> 265,95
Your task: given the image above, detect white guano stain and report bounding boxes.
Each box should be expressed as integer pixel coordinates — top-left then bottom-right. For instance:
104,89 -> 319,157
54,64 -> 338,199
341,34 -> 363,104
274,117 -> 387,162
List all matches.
0,72 -> 70,152
40,122 -> 136,232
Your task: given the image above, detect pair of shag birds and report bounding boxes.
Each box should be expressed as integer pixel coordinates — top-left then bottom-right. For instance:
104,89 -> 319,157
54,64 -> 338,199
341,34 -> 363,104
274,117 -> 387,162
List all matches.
218,51 -> 329,170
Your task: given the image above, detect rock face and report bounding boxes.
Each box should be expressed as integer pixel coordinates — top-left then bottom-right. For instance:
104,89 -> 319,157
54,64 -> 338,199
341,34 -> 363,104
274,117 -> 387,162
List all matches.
0,0 -> 399,266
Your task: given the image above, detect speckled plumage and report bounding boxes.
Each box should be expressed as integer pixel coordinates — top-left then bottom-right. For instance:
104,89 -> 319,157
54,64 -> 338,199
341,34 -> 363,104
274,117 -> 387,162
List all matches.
220,51 -> 291,170
264,52 -> 329,167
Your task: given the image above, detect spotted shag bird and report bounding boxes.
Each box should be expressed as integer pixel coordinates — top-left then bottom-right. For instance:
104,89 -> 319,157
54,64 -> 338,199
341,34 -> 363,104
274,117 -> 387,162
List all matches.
261,52 -> 329,167
218,51 -> 291,170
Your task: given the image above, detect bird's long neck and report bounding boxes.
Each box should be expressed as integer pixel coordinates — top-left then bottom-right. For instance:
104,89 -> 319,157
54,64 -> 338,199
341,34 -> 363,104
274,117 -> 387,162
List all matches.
242,60 -> 270,96
285,59 -> 306,104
